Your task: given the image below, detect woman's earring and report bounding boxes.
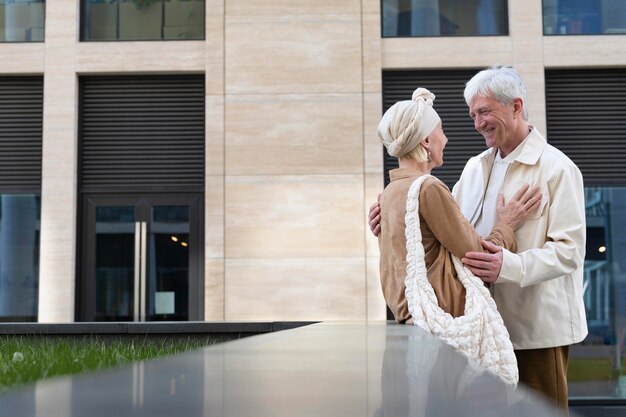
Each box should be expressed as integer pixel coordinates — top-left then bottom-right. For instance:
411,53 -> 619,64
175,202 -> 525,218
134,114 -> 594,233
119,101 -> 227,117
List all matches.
426,148 -> 431,162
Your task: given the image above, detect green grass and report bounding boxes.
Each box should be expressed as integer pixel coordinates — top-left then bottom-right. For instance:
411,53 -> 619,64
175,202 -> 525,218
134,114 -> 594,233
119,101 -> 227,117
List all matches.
568,357 -> 626,382
0,335 -> 222,392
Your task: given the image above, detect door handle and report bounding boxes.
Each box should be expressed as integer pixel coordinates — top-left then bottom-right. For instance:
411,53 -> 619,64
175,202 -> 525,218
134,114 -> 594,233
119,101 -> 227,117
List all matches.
134,221 -> 148,322
134,221 -> 141,321
139,220 -> 147,322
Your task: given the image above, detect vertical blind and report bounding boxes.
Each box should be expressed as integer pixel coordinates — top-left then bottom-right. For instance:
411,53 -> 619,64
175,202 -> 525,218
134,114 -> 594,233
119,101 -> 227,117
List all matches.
0,77 -> 43,192
80,75 -> 205,193
546,69 -> 626,186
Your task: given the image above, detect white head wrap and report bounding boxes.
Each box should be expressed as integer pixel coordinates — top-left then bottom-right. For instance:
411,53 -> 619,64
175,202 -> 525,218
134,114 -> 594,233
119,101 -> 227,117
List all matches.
377,88 -> 441,158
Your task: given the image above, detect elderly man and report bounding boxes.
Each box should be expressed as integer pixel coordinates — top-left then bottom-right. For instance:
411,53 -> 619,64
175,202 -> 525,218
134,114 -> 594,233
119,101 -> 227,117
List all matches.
369,66 -> 587,410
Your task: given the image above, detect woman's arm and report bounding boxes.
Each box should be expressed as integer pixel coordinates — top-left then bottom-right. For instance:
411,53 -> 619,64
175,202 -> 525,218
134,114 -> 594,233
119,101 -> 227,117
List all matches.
419,179 -> 508,260
419,178 -> 540,260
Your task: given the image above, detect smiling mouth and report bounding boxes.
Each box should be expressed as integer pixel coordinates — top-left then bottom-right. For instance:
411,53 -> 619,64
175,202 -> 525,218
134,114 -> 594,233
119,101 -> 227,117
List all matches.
480,127 -> 495,136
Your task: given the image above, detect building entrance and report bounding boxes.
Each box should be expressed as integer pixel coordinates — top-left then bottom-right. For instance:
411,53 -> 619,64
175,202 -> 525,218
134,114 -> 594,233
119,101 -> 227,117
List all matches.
79,195 -> 203,321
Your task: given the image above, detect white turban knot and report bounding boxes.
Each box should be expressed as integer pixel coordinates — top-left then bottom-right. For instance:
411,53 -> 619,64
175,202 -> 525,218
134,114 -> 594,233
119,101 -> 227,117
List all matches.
377,88 -> 441,158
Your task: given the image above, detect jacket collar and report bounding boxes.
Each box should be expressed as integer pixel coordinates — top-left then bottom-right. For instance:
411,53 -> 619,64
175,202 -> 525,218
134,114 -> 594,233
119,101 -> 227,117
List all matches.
478,127 -> 547,166
389,167 -> 428,182
456,127 -> 547,225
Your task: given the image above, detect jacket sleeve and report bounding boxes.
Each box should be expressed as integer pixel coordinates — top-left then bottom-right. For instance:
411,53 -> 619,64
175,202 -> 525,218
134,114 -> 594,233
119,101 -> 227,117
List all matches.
498,164 -> 586,287
420,178 -> 517,260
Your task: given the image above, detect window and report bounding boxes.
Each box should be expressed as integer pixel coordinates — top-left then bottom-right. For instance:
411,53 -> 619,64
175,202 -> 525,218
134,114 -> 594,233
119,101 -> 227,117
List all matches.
543,0 -> 626,35
381,0 -> 508,37
82,0 -> 205,41
0,0 -> 45,42
0,195 -> 40,321
569,187 -> 626,400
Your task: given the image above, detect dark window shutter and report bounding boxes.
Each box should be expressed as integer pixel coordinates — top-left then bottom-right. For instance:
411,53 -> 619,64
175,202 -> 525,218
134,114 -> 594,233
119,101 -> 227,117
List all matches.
79,75 -> 205,193
381,70 -> 485,188
0,77 -> 43,192
546,69 -> 626,186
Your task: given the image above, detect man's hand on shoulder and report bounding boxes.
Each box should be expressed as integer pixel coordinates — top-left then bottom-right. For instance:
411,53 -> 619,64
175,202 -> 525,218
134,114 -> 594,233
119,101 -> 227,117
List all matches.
369,194 -> 381,237
462,239 -> 503,283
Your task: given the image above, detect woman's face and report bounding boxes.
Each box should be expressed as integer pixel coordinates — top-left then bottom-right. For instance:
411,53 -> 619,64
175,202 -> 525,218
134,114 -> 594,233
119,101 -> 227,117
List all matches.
427,123 -> 448,167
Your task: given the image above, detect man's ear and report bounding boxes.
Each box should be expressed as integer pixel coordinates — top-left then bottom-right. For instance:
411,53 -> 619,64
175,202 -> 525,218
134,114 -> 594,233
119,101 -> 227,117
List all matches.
512,98 -> 524,117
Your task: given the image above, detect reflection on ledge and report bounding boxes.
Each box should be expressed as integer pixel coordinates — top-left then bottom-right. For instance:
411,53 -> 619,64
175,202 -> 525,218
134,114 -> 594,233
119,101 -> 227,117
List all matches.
0,322 -> 566,417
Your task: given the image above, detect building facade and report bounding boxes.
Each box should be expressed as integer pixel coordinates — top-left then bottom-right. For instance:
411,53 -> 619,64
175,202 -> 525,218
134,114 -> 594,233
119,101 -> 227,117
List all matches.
0,0 -> 625,402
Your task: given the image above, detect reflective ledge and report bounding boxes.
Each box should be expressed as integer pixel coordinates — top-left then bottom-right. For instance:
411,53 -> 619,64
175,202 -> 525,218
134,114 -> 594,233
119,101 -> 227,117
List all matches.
0,322 -> 567,417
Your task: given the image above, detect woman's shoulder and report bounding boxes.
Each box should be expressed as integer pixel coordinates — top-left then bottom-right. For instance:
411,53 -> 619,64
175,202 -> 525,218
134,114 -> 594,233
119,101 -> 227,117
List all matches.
418,176 -> 458,214
421,175 -> 451,193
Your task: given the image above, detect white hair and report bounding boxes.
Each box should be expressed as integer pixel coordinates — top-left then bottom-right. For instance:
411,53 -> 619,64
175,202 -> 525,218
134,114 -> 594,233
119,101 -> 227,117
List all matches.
464,65 -> 529,120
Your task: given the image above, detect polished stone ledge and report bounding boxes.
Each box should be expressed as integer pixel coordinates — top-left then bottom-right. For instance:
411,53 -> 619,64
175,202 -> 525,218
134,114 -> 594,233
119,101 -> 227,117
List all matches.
0,321 -> 315,335
0,321 -> 569,417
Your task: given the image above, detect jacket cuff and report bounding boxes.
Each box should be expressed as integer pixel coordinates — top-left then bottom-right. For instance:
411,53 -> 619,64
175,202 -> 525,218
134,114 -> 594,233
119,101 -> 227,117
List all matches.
489,221 -> 517,253
498,248 -> 522,285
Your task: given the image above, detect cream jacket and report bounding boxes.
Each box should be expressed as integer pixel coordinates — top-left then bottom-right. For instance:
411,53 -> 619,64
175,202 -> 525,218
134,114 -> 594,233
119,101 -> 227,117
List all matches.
452,128 -> 588,349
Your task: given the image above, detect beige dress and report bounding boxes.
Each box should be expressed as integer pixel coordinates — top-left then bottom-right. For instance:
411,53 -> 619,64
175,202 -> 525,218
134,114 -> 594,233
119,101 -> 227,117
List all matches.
378,168 -> 517,323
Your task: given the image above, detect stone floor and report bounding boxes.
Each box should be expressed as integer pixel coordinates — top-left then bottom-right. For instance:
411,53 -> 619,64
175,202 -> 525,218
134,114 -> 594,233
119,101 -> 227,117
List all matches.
0,322 -> 568,416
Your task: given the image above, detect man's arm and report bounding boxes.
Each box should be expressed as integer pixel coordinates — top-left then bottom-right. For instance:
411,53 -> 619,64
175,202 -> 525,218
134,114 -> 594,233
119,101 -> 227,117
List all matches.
369,194 -> 381,237
461,240 -> 503,283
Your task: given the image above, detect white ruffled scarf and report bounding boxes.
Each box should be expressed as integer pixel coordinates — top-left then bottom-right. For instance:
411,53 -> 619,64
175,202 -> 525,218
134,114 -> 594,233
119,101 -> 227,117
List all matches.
404,175 -> 519,385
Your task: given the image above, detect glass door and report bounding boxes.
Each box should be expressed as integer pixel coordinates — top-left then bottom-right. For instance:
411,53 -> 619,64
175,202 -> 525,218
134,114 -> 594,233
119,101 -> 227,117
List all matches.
79,195 -> 202,321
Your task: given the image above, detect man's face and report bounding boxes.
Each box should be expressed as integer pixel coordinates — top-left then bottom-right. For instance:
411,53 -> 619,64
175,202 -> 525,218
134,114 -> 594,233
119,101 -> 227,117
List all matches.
468,95 -> 517,150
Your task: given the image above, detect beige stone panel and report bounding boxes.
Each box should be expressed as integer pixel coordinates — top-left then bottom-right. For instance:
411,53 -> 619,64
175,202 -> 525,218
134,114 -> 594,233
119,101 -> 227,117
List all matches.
76,42 -> 205,73
41,74 -> 79,118
38,223 -> 77,322
0,44 -> 44,73
225,174 -> 364,258
206,175 -> 225,258
225,0 -> 360,15
225,94 -> 363,175
364,92 -> 383,174
362,13 -> 382,93
509,0 -> 543,38
204,258 -> 225,320
43,5 -> 77,74
224,257 -> 366,320
509,1 -> 545,134
514,64 -> 546,135
509,0 -> 543,71
364,173 -> 383,257
225,15 -> 362,94
38,71 -> 78,323
382,37 -> 513,69
206,15 -> 224,95
362,0 -> 380,14
207,0 -> 224,16
43,0 -> 79,39
367,256 -> 386,321
206,94 -> 224,176
544,36 -> 626,67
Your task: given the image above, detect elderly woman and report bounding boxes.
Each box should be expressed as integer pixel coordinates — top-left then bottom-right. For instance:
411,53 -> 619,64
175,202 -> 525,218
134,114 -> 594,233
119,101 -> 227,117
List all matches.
377,88 -> 541,382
